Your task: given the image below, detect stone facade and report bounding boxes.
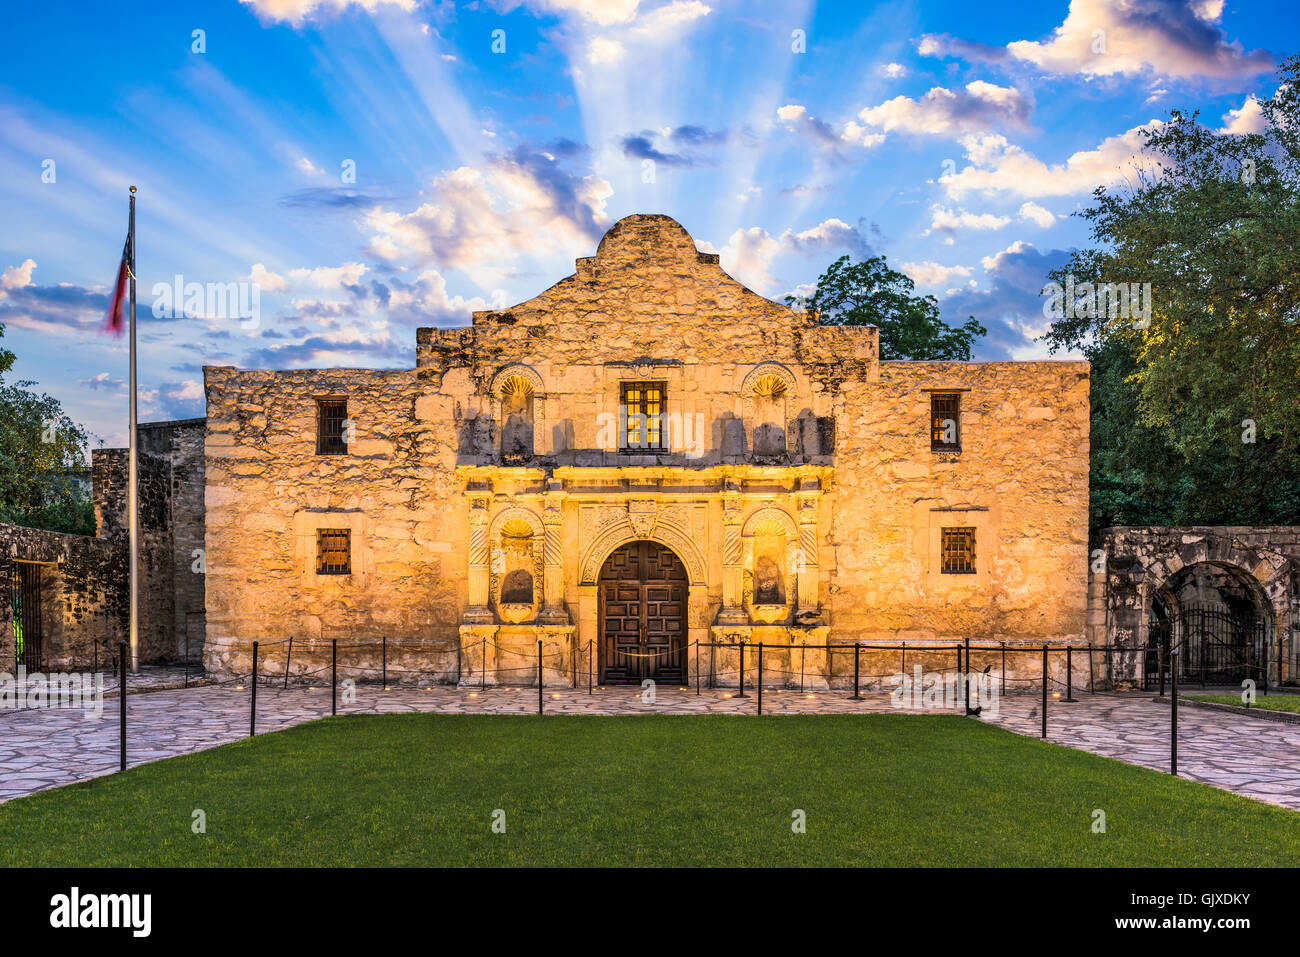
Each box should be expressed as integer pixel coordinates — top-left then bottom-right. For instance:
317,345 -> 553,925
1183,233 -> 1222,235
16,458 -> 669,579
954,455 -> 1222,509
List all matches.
202,214 -> 1090,688
0,418 -> 205,670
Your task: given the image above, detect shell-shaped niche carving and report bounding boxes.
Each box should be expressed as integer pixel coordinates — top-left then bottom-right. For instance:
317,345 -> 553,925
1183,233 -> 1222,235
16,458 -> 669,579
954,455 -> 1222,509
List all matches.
499,374 -> 535,463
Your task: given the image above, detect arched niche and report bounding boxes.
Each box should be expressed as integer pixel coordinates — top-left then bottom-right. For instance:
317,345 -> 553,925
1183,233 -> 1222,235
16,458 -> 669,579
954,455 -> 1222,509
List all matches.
491,364 -> 544,463
741,506 -> 799,622
741,362 -> 797,463
488,506 -> 545,622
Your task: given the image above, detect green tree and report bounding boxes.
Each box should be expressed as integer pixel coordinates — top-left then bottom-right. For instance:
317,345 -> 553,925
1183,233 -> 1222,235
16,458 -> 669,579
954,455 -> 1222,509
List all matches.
788,254 -> 986,360
1044,52 -> 1300,528
0,323 -> 95,535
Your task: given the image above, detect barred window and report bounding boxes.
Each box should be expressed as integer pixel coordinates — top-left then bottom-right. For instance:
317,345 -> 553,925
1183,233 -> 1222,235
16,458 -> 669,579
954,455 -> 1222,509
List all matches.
941,527 -> 976,574
930,392 -> 961,451
316,529 -> 351,575
316,398 -> 348,455
620,381 -> 666,451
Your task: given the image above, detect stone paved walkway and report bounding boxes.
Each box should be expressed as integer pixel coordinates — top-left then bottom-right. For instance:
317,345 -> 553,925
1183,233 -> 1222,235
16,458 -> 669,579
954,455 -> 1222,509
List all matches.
2,683 -> 1300,813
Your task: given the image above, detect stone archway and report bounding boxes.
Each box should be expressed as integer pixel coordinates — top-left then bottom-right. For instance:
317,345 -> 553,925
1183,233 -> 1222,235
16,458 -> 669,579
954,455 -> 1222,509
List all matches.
597,540 -> 688,684
1096,527 -> 1295,687
1145,561 -> 1272,689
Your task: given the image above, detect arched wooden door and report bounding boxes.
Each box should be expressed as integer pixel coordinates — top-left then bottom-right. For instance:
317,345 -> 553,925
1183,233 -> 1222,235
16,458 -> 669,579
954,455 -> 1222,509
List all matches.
599,541 -> 688,684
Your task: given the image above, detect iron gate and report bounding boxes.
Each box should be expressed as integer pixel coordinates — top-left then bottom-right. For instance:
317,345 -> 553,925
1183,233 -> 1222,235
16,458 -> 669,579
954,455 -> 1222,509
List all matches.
11,562 -> 44,673
1145,602 -> 1265,690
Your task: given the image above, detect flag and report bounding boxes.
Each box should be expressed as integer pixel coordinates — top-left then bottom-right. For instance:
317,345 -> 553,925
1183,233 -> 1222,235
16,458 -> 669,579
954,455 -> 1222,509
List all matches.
102,233 -> 132,335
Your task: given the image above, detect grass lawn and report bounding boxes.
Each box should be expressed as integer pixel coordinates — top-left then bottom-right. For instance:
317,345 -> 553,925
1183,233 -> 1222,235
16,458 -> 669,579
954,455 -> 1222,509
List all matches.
1184,694 -> 1300,714
1,713 -> 1298,867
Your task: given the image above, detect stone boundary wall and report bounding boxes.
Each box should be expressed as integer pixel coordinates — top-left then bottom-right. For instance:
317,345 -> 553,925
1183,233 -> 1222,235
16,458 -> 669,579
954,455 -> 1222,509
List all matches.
1089,526 -> 1300,686
0,523 -> 122,670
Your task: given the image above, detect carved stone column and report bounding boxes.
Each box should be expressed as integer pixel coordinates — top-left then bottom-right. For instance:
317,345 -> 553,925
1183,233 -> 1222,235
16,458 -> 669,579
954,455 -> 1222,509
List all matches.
464,488 -> 494,623
717,489 -> 747,624
795,481 -> 821,621
539,485 -> 569,624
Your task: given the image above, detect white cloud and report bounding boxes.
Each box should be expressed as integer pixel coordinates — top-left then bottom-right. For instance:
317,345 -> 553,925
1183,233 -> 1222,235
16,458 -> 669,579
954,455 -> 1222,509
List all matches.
855,81 -> 1031,138
363,156 -> 612,288
706,218 -> 874,293
296,156 -> 323,176
999,0 -> 1272,79
239,0 -> 417,27
1219,94 -> 1268,134
879,62 -> 907,78
1018,201 -> 1057,228
939,123 -> 1162,199
927,204 -> 1011,235
980,240 -> 1036,272
0,258 -> 36,294
899,261 -> 972,287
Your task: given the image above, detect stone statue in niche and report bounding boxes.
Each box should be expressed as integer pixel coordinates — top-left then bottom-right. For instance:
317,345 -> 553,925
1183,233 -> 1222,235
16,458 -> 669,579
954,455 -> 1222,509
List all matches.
752,388 -> 787,461
754,554 -> 784,604
500,385 -> 534,462
498,525 -> 536,606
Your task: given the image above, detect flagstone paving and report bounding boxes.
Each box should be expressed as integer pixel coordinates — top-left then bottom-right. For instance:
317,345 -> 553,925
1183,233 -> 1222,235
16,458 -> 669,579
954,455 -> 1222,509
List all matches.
2,682 -> 1300,814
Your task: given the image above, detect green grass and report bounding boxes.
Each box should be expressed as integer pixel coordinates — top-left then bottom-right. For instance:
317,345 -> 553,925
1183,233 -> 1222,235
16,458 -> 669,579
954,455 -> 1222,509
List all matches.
1,714 -> 1298,867
1184,694 -> 1300,714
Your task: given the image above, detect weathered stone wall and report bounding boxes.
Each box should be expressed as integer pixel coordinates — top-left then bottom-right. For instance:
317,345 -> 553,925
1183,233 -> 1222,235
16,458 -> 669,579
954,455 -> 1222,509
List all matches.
0,523 -> 122,670
202,369 -> 462,678
1091,526 -> 1300,686
202,214 -> 1089,687
832,362 -> 1090,644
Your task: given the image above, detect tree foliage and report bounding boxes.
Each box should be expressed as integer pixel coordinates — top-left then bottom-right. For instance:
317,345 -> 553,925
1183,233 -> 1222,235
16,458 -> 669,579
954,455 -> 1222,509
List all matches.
789,254 -> 987,360
0,323 -> 95,535
1045,53 -> 1300,529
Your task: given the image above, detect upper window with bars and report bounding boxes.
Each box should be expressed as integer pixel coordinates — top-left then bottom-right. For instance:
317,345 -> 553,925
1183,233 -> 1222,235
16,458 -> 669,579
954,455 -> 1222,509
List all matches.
930,392 -> 961,452
620,381 -> 666,451
316,398 -> 348,455
315,528 -> 351,575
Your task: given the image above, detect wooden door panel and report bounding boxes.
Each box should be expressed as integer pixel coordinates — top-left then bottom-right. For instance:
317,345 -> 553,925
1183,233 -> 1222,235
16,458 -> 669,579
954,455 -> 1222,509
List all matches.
599,541 -> 688,683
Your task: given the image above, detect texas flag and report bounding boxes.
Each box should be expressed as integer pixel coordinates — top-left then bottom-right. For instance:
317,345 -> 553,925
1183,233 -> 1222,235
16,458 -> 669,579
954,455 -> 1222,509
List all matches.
102,232 -> 132,336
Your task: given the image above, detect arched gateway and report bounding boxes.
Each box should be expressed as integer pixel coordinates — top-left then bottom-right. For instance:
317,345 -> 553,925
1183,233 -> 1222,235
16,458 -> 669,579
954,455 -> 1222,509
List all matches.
598,541 -> 688,684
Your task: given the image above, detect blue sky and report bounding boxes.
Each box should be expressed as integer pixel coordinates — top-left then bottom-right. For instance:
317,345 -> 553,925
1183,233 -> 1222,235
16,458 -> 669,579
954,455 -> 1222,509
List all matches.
0,0 -> 1291,446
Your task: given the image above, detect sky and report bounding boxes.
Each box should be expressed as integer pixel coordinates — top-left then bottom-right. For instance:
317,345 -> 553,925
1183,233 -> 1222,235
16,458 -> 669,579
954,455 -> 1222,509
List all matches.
0,0 -> 1291,447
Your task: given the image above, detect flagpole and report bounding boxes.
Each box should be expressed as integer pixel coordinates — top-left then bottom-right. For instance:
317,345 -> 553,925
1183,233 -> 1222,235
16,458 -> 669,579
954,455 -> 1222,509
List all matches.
128,185 -> 139,674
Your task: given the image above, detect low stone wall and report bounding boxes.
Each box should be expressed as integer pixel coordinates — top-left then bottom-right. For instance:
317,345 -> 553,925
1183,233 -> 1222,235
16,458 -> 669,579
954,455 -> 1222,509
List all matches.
0,523 -> 123,670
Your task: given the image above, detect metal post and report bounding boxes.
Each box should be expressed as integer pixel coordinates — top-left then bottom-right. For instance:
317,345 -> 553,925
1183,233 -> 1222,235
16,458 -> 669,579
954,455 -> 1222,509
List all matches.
757,643 -> 764,715
1171,647 -> 1179,775
695,641 -> 700,696
735,642 -> 747,697
1041,644 -> 1048,739
901,641 -> 906,681
382,635 -> 387,690
184,629 -> 190,689
1065,646 -> 1076,701
537,639 -> 543,715
118,640 -> 127,771
284,636 -> 293,690
800,642 -> 806,694
127,187 -> 139,673
250,641 -> 258,737
1088,642 -> 1095,694
963,637 -> 971,715
850,642 -> 862,700
1000,641 -> 1006,696
1158,636 -> 1167,696
481,638 -> 487,692
331,638 -> 337,716
589,639 -> 594,695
